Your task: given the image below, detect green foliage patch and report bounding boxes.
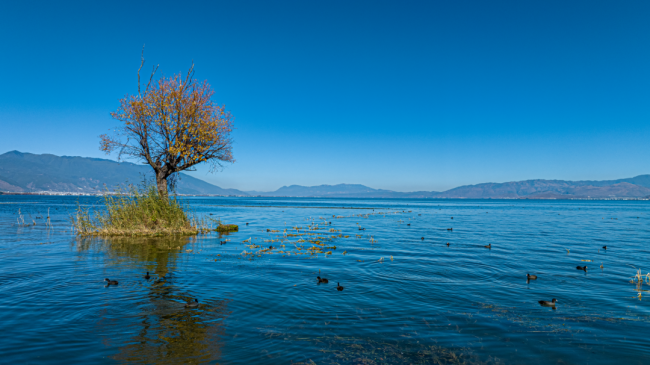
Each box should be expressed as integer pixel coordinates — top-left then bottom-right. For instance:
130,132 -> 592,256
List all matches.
73,184 -> 217,236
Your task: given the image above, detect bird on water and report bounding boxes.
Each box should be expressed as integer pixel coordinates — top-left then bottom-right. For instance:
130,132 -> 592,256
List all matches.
337,283 -> 344,291
576,266 -> 587,271
317,276 -> 329,284
144,272 -> 150,280
185,299 -> 199,308
484,244 -> 491,249
104,278 -> 118,285
538,298 -> 557,307
527,273 -> 538,280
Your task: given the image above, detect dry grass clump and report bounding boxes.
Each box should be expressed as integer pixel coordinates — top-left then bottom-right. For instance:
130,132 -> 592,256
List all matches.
73,184 -> 216,236
216,224 -> 239,232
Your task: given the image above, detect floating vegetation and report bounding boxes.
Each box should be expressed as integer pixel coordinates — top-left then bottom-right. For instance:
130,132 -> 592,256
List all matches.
216,224 -> 239,232
265,333 -> 503,365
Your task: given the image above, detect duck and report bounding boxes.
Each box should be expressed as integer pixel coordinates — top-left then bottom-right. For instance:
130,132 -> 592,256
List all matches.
407,223 -> 411,226
358,227 -> 365,231
337,282 -> 344,291
421,237 -> 425,240
538,298 -> 557,307
185,298 -> 199,308
576,265 -> 587,271
144,272 -> 151,280
246,222 -> 249,225
484,244 -> 491,249
447,228 -> 453,231
446,242 -> 450,246
317,276 -> 329,284
527,273 -> 538,280
104,278 -> 118,285
602,245 -> 607,250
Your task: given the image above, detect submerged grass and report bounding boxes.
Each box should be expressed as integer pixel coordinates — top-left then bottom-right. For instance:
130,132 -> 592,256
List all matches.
73,184 -> 220,236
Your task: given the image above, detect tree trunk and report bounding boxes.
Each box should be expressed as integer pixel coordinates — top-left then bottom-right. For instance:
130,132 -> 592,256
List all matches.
156,172 -> 169,199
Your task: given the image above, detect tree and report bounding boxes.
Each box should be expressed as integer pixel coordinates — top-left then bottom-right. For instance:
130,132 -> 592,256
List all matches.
101,56 -> 234,198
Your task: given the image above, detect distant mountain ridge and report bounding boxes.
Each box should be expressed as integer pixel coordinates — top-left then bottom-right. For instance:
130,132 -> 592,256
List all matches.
0,151 -> 246,195
1,151 -> 649,199
432,179 -> 650,199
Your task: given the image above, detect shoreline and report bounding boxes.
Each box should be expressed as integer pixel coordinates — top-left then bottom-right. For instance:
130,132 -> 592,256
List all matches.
1,191 -> 648,201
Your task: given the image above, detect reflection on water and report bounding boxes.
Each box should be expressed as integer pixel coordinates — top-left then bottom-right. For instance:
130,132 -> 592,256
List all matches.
76,235 -> 193,269
110,286 -> 230,365
78,236 -> 230,364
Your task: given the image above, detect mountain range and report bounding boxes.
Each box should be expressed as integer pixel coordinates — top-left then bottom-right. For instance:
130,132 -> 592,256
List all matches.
1,151 -> 649,199
0,151 -> 242,195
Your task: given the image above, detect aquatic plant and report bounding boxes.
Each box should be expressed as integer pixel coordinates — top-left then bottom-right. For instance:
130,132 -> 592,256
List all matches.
216,224 -> 239,232
629,266 -> 650,285
629,266 -> 650,300
72,184 -> 219,236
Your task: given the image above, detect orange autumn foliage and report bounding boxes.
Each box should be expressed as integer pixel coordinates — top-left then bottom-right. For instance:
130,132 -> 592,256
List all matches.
100,57 -> 234,197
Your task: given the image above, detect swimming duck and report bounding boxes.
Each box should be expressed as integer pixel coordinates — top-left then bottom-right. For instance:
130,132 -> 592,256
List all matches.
602,246 -> 607,250
421,237 -> 425,240
144,272 -> 150,280
527,273 -> 538,280
337,282 -> 344,291
538,298 -> 557,307
407,223 -> 410,226
446,242 -> 450,246
317,276 -> 329,284
104,278 -> 118,285
576,266 -> 587,271
447,228 -> 453,231
359,227 -> 365,231
185,299 -> 199,308
484,244 -> 491,249
246,222 -> 249,225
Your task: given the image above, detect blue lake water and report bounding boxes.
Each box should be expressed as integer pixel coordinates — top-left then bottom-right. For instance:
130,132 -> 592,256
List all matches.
0,196 -> 649,364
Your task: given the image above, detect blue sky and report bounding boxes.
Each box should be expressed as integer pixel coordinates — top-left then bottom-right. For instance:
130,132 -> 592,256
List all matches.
1,0 -> 649,192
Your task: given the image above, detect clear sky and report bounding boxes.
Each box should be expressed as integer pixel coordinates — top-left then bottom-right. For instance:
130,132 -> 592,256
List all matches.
1,1 -> 649,192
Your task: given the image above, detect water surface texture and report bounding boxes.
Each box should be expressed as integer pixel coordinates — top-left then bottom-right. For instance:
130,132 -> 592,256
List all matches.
1,196 -> 649,364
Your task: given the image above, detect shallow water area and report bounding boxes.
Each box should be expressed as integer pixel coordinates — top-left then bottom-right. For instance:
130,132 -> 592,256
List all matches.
1,195 -> 649,364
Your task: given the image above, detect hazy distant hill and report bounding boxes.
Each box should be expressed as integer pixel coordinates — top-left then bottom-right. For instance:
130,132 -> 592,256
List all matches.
251,179 -> 650,199
434,179 -> 650,199
249,178 -> 650,199
0,151 -> 247,195
1,151 -> 649,199
260,184 -> 399,198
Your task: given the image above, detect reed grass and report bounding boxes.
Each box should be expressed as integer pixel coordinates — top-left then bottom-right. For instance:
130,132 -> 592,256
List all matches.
73,184 -> 218,236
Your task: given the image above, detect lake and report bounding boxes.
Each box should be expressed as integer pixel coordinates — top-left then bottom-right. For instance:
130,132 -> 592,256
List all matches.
0,196 -> 649,364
